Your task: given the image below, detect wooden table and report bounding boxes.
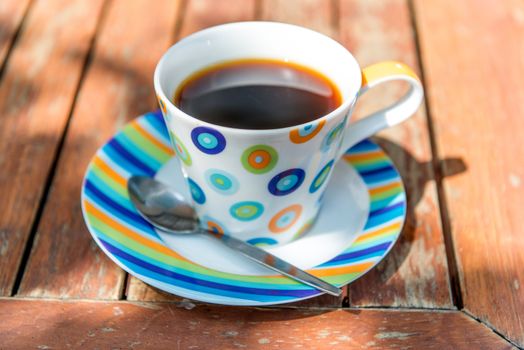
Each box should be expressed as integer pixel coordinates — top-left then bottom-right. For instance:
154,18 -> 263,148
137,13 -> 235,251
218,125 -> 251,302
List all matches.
0,0 -> 522,348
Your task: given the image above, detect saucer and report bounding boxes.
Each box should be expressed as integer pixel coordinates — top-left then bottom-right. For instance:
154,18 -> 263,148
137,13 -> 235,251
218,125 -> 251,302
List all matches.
81,110 -> 406,305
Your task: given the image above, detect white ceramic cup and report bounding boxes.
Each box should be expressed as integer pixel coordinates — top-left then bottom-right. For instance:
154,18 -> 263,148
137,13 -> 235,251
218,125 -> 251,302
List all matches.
154,22 -> 423,246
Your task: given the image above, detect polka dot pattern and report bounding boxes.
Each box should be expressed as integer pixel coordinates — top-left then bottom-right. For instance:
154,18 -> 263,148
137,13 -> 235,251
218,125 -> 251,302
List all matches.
247,237 -> 278,246
268,168 -> 305,196
201,215 -> 227,237
321,121 -> 345,152
230,201 -> 264,221
289,119 -> 325,144
269,204 -> 302,233
205,169 -> 239,195
191,126 -> 226,154
188,178 -> 206,204
157,95 -> 167,115
241,145 -> 278,174
309,160 -> 334,193
170,131 -> 192,166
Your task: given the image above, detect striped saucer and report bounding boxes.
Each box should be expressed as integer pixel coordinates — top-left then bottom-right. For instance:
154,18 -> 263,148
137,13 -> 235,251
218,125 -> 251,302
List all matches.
81,110 -> 406,306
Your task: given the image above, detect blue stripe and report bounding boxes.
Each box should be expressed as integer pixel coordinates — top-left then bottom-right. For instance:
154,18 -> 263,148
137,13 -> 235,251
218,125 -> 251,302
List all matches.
327,242 -> 392,264
360,167 -> 399,184
359,165 -> 396,177
347,139 -> 379,153
320,250 -> 385,267
84,180 -> 154,233
364,205 -> 406,229
101,239 -> 317,298
370,196 -> 405,212
124,259 -> 290,302
146,110 -> 170,140
369,201 -> 405,218
86,171 -> 134,212
114,132 -> 162,169
102,143 -> 154,177
107,139 -> 156,177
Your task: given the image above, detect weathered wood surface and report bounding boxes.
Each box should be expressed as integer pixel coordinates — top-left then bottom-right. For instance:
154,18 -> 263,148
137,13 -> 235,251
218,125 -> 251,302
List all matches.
414,0 -> 524,346
0,299 -> 513,350
0,0 -> 31,68
259,0 -> 337,38
0,0 -> 105,296
17,0 -> 180,299
340,0 -> 453,308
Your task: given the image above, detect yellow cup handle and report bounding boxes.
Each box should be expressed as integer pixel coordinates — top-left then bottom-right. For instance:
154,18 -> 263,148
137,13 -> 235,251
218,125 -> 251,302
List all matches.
337,61 -> 424,158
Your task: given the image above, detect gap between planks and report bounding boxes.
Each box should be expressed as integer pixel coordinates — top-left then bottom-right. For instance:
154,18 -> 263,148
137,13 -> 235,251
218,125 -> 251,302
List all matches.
407,0 -> 463,310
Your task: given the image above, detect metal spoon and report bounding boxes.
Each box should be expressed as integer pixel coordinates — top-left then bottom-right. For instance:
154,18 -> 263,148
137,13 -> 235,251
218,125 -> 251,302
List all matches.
127,175 -> 342,296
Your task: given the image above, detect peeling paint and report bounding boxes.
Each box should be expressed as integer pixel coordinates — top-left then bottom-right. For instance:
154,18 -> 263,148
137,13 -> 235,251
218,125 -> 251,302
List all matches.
375,331 -> 416,340
113,306 -> 123,316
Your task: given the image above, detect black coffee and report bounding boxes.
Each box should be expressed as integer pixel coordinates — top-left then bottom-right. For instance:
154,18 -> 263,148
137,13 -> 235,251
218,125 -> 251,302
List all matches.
174,59 -> 342,129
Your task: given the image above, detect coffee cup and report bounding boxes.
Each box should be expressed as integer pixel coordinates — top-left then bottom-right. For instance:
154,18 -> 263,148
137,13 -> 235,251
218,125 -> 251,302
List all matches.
154,22 -> 423,246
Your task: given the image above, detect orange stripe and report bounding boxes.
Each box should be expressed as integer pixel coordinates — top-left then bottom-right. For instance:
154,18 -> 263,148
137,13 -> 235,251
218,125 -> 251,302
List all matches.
314,262 -> 374,277
132,120 -> 174,155
355,222 -> 402,243
344,150 -> 385,161
369,181 -> 403,196
84,200 -> 189,262
93,156 -> 127,189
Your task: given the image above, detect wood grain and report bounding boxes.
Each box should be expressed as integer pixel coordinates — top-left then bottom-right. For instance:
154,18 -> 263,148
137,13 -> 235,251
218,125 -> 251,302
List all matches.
178,0 -> 256,38
0,299 -> 513,349
125,0 -> 257,302
17,0 -> 180,299
339,0 -> 453,308
0,0 -> 31,68
0,0 -> 105,296
259,0 -> 337,38
414,0 -> 524,346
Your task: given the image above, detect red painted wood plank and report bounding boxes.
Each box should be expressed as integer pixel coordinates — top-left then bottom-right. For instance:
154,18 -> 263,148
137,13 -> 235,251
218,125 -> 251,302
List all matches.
0,0 -> 105,296
414,0 -> 524,346
338,0 -> 453,308
17,0 -> 180,299
0,299 -> 512,349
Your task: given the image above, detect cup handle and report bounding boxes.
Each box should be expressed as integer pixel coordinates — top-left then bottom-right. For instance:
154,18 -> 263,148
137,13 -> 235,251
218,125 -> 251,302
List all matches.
336,61 -> 424,159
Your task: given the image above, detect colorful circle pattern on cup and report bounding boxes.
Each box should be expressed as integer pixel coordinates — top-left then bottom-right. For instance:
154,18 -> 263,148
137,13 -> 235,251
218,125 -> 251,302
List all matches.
188,178 -> 206,204
157,95 -> 167,115
247,237 -> 278,246
321,121 -> 345,152
241,144 -> 278,174
289,119 -> 325,144
309,159 -> 335,193
201,215 -> 227,237
191,126 -> 226,154
268,168 -> 305,196
205,169 -> 239,195
269,204 -> 302,233
230,201 -> 264,221
170,131 -> 192,166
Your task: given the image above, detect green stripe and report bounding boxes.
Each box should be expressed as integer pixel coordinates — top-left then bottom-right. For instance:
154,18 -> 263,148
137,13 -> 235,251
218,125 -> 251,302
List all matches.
122,125 -> 171,164
90,163 -> 127,198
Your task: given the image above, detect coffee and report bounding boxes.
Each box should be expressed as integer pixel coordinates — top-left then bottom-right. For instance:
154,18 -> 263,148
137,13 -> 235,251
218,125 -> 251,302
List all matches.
173,59 -> 342,129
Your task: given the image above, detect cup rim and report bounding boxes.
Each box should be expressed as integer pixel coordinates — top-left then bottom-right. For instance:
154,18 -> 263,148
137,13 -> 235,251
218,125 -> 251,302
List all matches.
154,21 -> 361,135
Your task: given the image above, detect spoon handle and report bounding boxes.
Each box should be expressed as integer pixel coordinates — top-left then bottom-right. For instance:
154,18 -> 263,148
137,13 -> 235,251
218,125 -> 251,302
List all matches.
203,229 -> 342,296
